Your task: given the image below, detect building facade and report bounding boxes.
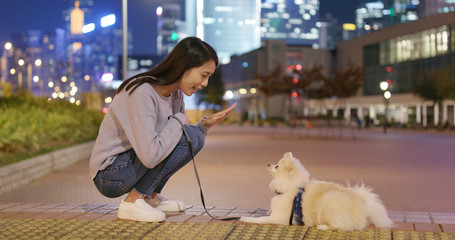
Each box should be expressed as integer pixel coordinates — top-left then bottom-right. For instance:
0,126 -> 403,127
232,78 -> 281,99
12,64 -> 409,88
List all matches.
189,0 -> 261,64
337,11 -> 455,127
221,40 -> 332,122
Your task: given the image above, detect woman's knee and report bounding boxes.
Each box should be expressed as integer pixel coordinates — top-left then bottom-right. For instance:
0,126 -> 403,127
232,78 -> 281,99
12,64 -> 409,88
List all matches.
184,125 -> 205,153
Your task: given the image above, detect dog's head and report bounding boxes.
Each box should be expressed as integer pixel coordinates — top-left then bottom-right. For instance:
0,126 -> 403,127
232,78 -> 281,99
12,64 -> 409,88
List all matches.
268,152 -> 310,194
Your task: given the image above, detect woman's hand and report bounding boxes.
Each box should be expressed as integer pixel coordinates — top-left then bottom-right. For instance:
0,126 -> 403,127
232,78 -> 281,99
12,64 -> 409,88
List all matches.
202,103 -> 237,128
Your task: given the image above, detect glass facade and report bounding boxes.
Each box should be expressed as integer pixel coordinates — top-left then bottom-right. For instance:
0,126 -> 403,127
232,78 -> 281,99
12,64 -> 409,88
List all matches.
363,24 -> 455,95
200,0 -> 261,64
379,25 -> 451,64
261,0 -> 319,46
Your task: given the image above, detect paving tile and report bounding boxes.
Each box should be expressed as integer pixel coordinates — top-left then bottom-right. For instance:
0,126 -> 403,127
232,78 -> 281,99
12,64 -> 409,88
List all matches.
72,212 -> 106,221
432,214 -> 455,224
432,219 -> 455,224
226,211 -> 255,217
414,223 -> 442,232
184,215 -> 213,223
3,211 -> 41,219
0,211 -> 20,218
64,206 -> 90,213
406,217 -> 432,223
209,218 -> 238,224
230,207 -> 259,213
52,212 -> 85,220
81,203 -> 106,211
1,203 -> 44,212
390,217 -> 405,223
405,211 -> 430,216
211,206 -> 236,211
29,203 -> 66,212
440,224 -> 455,233
51,203 -> 85,212
86,208 -> 112,214
166,213 -> 194,223
391,222 -> 415,231
185,209 -> 207,216
94,213 -> 118,221
0,203 -> 26,211
202,209 -> 233,216
431,212 -> 455,217
32,212 -> 63,219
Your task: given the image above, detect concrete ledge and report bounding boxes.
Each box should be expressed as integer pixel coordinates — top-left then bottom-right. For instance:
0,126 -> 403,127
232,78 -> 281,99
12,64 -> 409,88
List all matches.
0,141 -> 95,195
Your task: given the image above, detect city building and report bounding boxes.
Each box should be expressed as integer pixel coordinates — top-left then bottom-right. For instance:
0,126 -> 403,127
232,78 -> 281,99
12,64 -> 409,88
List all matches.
221,40 -> 331,122
336,11 -> 455,127
318,14 -> 342,49
355,0 -> 419,35
420,0 -> 455,16
186,0 -> 261,64
260,0 -> 320,47
156,3 -> 182,55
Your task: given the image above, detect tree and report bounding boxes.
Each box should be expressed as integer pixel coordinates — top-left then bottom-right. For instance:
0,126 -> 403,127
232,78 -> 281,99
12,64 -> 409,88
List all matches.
255,64 -> 292,119
195,68 -> 225,110
295,65 -> 326,99
325,65 -> 363,114
412,62 -> 455,127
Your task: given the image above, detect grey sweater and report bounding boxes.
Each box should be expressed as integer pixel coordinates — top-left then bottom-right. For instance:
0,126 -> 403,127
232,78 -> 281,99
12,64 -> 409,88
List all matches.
89,83 -> 208,179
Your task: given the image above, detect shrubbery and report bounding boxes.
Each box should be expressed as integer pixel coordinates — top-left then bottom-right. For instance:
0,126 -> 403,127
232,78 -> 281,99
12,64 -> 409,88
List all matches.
0,90 -> 104,166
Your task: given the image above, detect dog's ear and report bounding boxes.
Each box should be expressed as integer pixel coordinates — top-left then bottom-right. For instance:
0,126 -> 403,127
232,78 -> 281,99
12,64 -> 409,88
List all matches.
284,152 -> 293,159
281,156 -> 296,175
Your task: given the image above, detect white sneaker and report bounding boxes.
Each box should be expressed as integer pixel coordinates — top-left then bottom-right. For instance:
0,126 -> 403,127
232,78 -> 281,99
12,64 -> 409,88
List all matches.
146,194 -> 185,212
117,199 -> 166,222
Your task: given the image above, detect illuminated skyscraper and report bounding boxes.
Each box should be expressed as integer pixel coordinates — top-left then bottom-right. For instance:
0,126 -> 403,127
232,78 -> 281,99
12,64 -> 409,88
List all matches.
156,3 -> 182,55
260,0 -> 320,47
420,0 -> 455,16
355,0 -> 420,34
188,0 -> 261,64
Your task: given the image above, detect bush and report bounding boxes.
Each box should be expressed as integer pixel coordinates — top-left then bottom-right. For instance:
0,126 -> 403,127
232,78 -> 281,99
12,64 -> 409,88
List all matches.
0,92 -> 104,166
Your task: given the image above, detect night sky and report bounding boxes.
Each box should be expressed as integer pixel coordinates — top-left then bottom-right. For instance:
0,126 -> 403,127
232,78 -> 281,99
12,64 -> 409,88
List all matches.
0,0 -> 364,55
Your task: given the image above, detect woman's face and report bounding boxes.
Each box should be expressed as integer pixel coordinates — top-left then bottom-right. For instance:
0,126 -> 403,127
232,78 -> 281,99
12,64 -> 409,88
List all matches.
179,60 -> 216,96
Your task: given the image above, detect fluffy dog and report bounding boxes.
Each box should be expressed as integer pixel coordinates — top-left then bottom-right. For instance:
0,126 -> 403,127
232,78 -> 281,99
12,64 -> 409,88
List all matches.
240,152 -> 394,231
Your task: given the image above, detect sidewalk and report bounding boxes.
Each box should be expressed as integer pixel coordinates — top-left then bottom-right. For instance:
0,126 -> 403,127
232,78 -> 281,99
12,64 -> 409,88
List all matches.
1,202 -> 455,239
1,126 -> 455,239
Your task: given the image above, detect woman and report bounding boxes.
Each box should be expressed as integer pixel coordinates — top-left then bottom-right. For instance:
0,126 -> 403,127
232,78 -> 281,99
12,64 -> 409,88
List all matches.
89,37 -> 236,222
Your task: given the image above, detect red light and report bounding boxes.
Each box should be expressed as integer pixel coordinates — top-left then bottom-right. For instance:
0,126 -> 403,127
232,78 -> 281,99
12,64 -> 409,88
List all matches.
291,92 -> 298,98
290,65 -> 295,70
293,78 -> 299,84
103,107 -> 108,113
296,64 -> 302,71
386,66 -> 392,72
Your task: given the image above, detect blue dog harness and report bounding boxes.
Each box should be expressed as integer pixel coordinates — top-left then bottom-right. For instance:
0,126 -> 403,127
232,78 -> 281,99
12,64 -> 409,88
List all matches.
289,187 -> 305,225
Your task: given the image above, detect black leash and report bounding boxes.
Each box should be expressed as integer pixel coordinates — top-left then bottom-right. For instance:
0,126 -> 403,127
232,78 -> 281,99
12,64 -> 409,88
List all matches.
170,116 -> 240,221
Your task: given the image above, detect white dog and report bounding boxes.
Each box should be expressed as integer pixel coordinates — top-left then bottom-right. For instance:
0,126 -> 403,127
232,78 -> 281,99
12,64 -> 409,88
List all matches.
240,152 -> 394,231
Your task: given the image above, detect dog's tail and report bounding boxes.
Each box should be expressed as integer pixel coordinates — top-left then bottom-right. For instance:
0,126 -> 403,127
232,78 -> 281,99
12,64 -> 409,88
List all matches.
352,184 -> 394,229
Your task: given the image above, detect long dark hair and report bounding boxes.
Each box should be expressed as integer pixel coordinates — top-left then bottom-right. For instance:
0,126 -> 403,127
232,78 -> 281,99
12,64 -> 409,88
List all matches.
117,37 -> 218,95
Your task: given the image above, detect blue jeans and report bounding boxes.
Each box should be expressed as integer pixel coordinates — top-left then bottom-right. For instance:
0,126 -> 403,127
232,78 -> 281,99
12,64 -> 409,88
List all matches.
93,125 -> 205,198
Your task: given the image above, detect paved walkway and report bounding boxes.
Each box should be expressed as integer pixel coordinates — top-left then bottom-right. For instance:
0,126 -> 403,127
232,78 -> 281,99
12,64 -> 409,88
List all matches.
1,125 -> 455,238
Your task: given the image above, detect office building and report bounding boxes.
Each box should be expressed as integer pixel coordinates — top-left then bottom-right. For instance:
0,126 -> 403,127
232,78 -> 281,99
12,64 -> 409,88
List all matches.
420,0 -> 455,16
261,0 -> 320,47
188,0 -> 261,64
337,11 -> 455,127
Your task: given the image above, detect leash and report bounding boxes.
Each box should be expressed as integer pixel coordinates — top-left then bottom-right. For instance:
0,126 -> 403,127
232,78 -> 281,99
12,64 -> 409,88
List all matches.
170,116 -> 240,221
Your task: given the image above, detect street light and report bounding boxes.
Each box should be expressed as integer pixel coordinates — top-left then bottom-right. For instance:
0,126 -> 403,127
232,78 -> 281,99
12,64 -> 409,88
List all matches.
1,42 -> 13,84
380,81 -> 391,133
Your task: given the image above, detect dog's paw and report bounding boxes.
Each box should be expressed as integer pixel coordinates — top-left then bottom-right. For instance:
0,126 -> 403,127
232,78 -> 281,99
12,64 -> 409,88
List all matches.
239,216 -> 253,223
317,224 -> 330,230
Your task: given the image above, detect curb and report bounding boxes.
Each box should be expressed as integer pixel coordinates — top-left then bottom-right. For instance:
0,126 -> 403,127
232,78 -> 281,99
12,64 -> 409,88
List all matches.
0,141 -> 95,195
